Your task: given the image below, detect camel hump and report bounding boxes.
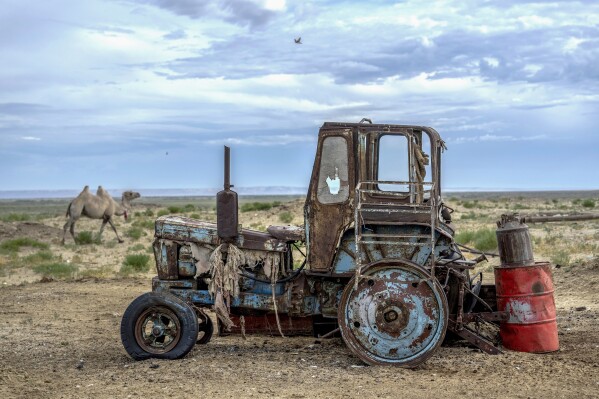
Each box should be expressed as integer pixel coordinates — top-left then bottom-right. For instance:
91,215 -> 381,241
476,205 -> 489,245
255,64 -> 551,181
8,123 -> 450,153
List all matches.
79,185 -> 89,195
96,185 -> 107,196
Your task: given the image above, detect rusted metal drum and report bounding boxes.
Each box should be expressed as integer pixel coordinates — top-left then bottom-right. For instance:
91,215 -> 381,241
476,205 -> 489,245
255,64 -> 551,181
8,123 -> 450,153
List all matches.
338,260 -> 448,367
496,214 -> 534,266
494,262 -> 559,353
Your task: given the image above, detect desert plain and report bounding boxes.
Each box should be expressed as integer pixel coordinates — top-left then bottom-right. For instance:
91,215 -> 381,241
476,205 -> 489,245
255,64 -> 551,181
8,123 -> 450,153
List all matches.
0,192 -> 598,399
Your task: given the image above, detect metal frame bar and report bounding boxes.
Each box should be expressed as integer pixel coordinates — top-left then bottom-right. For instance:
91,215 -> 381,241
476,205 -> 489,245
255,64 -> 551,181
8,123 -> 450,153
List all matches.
354,180 -> 438,283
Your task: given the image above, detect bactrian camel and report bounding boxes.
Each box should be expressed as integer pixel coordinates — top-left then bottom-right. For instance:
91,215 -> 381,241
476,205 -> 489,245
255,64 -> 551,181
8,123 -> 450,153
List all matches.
62,186 -> 140,244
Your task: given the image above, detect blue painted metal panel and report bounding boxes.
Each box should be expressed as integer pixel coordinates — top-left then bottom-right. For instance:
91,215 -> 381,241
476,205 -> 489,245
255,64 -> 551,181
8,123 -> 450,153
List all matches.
178,261 -> 196,277
335,249 -> 355,273
333,225 -> 450,273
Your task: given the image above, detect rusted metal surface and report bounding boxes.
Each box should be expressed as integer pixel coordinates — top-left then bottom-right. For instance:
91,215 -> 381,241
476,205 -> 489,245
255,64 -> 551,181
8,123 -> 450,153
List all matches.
225,314 -> 313,336
155,216 -> 287,253
338,261 -> 448,367
153,239 -> 179,280
266,225 -> 305,242
217,146 -> 239,241
452,311 -> 508,323
521,212 -> 599,223
305,128 -> 356,271
122,119 -> 511,366
496,214 -> 534,266
495,262 -> 559,353
331,225 -> 454,275
447,319 -> 502,355
308,279 -> 344,318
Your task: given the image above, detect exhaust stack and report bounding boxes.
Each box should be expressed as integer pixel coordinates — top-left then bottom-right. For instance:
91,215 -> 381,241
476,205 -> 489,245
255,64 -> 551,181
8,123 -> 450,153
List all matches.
216,146 -> 239,240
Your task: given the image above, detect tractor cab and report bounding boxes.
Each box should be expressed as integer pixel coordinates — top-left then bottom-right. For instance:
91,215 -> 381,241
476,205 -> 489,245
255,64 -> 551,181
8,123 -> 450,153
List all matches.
305,120 -> 454,275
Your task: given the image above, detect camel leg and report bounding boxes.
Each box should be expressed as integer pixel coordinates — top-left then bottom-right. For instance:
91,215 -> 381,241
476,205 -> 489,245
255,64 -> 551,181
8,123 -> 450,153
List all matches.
98,216 -> 109,241
62,219 -> 71,245
69,220 -> 77,243
107,218 -> 124,243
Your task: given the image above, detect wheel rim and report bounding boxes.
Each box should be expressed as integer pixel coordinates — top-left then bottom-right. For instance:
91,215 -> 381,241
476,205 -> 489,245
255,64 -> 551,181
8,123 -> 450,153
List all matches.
196,312 -> 213,344
339,262 -> 448,367
134,306 -> 182,354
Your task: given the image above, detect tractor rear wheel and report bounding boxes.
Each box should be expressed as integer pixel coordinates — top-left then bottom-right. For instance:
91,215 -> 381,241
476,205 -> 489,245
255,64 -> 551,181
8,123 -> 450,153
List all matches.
338,260 -> 448,367
121,292 -> 198,360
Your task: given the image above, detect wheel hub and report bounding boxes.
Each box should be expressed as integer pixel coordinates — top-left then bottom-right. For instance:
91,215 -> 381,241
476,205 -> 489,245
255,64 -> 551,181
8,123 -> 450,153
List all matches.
376,302 -> 410,336
152,324 -> 165,337
134,306 -> 182,354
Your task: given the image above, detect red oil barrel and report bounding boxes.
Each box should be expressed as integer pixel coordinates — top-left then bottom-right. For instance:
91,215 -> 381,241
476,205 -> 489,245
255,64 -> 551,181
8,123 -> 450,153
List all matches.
494,262 -> 559,353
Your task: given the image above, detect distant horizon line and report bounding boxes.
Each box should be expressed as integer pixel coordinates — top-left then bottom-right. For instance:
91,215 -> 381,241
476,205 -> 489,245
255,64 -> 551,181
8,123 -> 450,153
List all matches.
1,186 -> 598,200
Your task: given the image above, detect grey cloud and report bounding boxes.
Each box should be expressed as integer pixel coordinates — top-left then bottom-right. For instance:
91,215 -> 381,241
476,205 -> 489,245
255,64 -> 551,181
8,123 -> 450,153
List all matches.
138,0 -> 279,29
221,0 -> 277,28
163,29 -> 187,40
139,0 -> 210,19
157,23 -> 598,88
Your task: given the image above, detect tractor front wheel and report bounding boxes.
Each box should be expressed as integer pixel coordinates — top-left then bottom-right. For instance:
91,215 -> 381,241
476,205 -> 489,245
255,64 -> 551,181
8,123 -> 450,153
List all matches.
121,292 -> 198,360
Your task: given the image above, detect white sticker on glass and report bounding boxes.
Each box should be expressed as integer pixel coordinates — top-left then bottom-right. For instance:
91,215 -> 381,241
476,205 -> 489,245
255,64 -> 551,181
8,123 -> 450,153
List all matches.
326,167 -> 341,195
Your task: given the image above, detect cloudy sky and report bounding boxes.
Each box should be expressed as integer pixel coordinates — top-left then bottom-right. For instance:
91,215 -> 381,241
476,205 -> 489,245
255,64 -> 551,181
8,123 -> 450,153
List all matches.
1,0 -> 598,193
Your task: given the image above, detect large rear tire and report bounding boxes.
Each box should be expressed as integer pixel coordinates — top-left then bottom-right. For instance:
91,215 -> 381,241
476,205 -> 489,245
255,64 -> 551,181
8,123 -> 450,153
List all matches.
338,260 -> 448,367
121,292 -> 199,360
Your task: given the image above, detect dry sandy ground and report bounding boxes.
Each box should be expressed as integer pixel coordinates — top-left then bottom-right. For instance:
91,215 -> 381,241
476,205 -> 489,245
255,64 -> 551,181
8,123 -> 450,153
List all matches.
0,262 -> 598,399
1,197 -> 598,398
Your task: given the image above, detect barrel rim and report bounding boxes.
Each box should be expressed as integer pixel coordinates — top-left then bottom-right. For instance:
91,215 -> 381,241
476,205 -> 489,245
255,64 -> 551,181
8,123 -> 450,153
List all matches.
493,261 -> 551,270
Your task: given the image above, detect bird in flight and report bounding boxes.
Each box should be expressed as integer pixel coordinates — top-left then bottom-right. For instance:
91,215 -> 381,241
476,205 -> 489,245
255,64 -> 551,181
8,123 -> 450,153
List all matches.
294,37 -> 302,44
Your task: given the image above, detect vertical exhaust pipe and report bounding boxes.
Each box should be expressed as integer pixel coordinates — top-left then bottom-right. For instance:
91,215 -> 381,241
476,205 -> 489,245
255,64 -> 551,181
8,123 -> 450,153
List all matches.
224,145 -> 231,190
217,146 -> 239,240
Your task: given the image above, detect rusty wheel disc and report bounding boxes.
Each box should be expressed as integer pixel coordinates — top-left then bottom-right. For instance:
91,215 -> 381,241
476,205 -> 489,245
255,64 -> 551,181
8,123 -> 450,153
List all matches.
134,306 -> 182,355
338,261 -> 448,367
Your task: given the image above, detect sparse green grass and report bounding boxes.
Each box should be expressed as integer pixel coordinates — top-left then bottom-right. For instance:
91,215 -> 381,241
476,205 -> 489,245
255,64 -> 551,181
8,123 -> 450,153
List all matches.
455,228 -> 497,252
189,213 -> 200,219
79,266 -> 114,279
103,241 -> 117,249
167,206 -> 183,213
461,201 -> 478,209
144,208 -> 154,217
183,204 -> 196,212
460,212 -> 480,220
157,209 -> 169,217
75,231 -> 99,245
132,218 -> 155,230
279,211 -> 293,224
128,244 -> 145,252
0,237 -> 49,254
582,199 -> 596,208
126,227 -> 144,240
249,223 -> 266,231
551,250 -> 571,267
240,201 -> 281,212
32,262 -> 79,279
120,254 -> 151,274
22,250 -> 54,264
0,213 -> 31,222
455,230 -> 476,244
572,199 -> 582,205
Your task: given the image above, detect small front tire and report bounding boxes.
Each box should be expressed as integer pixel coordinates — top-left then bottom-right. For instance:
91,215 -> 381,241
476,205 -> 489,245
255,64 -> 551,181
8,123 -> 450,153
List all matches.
121,292 -> 199,360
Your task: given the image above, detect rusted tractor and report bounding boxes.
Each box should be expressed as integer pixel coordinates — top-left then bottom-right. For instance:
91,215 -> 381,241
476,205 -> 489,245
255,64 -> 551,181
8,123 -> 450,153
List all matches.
121,120 -> 504,367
